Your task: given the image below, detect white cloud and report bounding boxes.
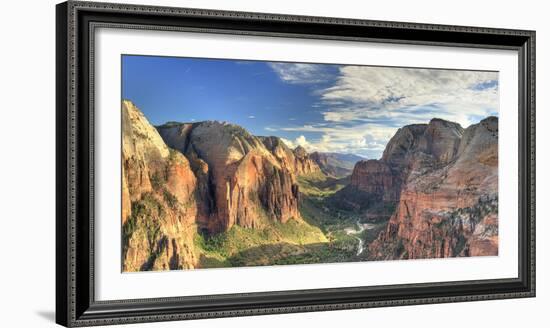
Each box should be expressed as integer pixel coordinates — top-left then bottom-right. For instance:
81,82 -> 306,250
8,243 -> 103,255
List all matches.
268,63 -> 333,84
276,123 -> 397,158
248,115 -> 255,119
280,135 -> 311,150
295,135 -> 309,147
280,137 -> 296,149
269,65 -> 498,158
320,66 -> 498,127
280,137 -> 295,149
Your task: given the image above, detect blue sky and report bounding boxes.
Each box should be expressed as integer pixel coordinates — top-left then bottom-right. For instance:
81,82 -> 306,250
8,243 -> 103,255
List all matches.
122,55 -> 499,159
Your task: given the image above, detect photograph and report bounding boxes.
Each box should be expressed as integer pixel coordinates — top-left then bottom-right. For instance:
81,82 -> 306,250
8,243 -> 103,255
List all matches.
121,55 -> 499,272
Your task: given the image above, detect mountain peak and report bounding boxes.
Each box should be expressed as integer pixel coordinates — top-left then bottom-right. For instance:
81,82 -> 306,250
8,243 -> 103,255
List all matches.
429,117 -> 460,126
293,145 -> 308,158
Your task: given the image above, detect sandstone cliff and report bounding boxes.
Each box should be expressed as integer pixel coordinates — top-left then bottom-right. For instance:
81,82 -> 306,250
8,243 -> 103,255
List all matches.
123,101 -> 329,271
122,100 -> 199,271
292,146 -> 322,175
156,122 -> 305,234
368,117 -> 498,259
329,159 -> 399,221
260,137 -> 321,176
350,160 -> 399,204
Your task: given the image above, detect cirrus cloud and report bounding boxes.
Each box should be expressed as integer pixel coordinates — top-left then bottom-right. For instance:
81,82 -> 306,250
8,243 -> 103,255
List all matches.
268,63 -> 337,84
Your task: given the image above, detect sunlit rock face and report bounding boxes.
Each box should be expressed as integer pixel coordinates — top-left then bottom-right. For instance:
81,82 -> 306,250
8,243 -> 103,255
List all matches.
123,101 -> 319,271
368,117 -> 498,259
156,120 -> 308,234
122,100 -> 199,271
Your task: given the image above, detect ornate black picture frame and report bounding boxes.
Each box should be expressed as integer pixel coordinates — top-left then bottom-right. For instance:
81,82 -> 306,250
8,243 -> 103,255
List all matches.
56,1 -> 535,326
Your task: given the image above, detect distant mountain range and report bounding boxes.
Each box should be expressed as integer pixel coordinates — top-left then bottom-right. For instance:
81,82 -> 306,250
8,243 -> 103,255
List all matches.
310,152 -> 365,178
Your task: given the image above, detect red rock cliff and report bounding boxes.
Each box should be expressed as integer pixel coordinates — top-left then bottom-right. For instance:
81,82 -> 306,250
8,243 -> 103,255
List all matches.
260,137 -> 321,176
368,117 -> 498,259
122,100 -> 199,271
350,160 -> 397,201
157,121 -> 303,234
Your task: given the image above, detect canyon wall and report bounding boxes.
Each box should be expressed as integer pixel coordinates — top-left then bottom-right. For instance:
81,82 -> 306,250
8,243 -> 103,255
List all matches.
367,117 -> 498,259
156,121 -> 320,234
122,100 -> 199,271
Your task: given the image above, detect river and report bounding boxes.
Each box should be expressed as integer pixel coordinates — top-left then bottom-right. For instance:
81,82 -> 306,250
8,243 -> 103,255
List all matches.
345,221 -> 376,256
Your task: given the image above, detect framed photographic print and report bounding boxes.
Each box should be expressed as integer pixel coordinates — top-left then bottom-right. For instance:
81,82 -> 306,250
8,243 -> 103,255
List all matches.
56,1 -> 535,326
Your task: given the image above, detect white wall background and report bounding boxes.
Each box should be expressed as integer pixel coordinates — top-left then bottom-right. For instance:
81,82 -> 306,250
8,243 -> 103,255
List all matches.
0,0 -> 545,327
